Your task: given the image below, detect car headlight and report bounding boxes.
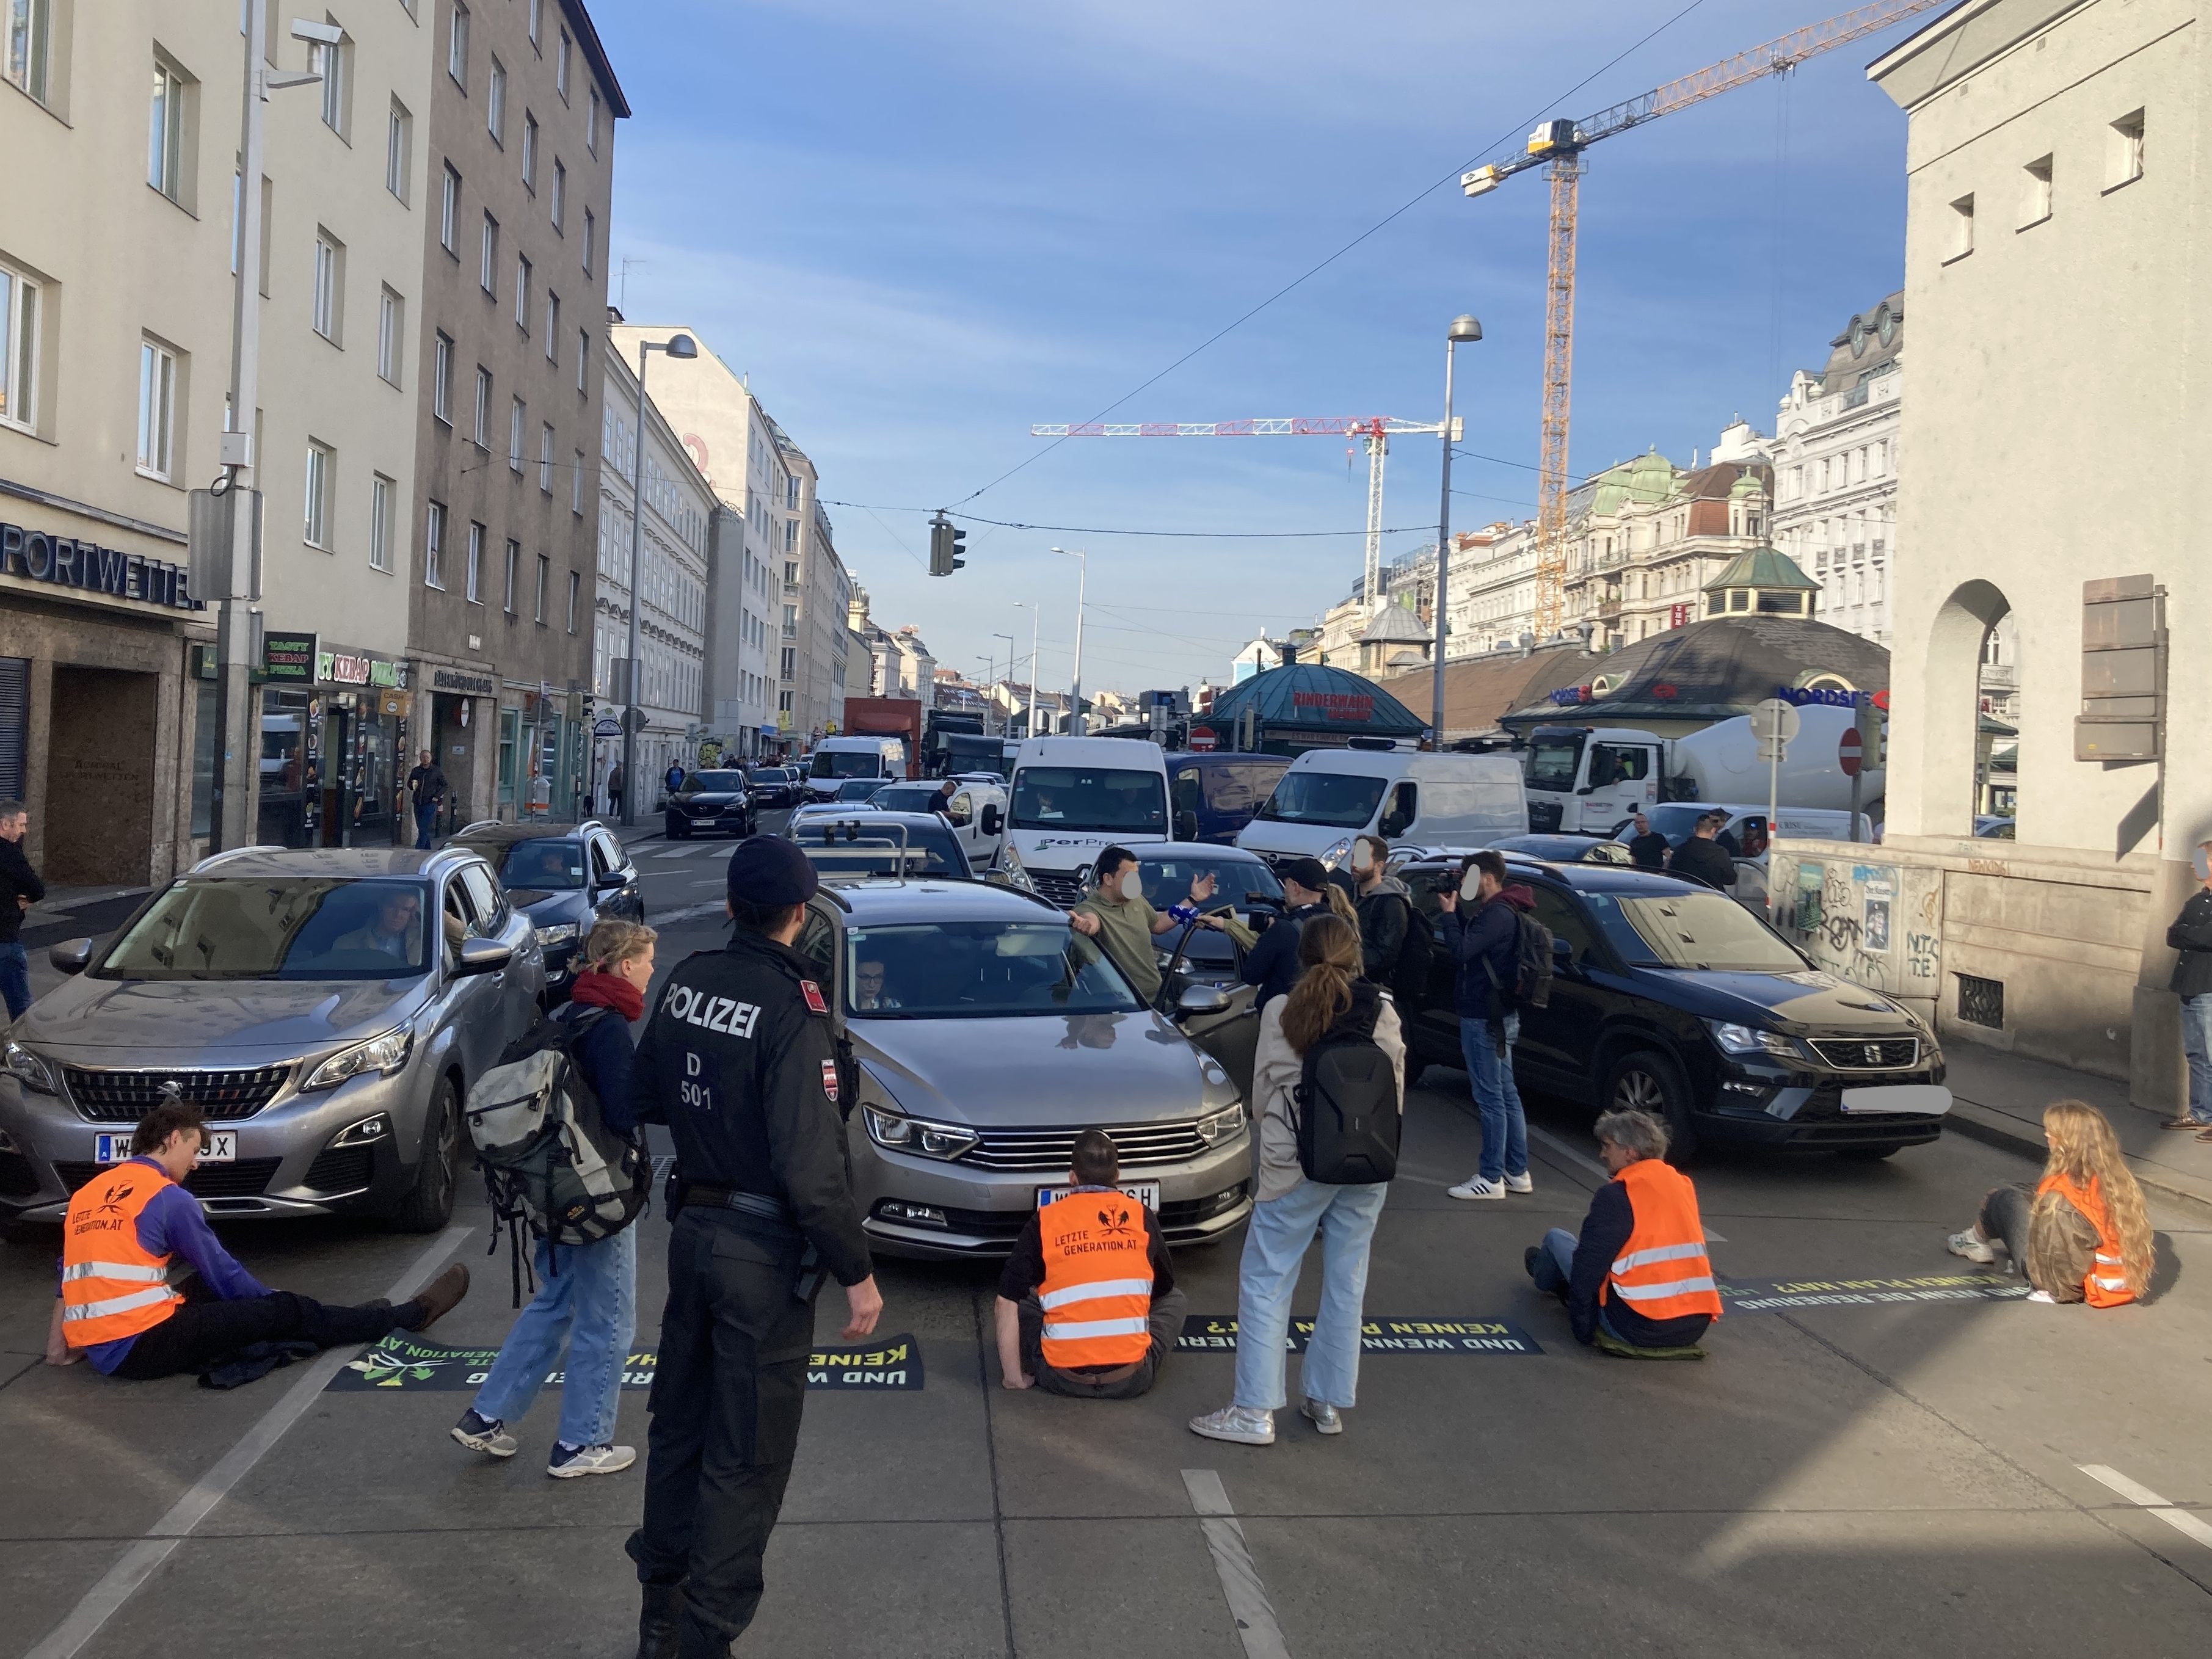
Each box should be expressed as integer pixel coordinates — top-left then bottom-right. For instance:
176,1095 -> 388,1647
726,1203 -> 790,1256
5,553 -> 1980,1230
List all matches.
997,841 -> 1034,891
1319,837 -> 1352,869
1706,1020 -> 1800,1059
4,1040 -> 57,1095
304,1026 -> 414,1091
1195,1102 -> 1246,1145
534,923 -> 579,947
861,1106 -> 980,1161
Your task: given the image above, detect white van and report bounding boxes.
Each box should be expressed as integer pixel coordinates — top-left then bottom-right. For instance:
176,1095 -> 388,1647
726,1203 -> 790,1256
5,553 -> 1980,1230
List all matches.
1236,751 -> 1529,867
803,736 -> 908,802
1000,736 -> 1171,905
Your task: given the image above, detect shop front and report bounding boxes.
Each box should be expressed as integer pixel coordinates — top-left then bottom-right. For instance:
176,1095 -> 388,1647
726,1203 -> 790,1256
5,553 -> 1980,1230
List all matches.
425,664 -> 497,837
498,680 -> 587,823
256,634 -> 412,849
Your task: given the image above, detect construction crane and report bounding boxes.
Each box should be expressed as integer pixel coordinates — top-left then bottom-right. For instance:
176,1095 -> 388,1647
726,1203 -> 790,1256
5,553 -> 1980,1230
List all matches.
1028,415 -> 1462,609
1461,0 -> 1947,639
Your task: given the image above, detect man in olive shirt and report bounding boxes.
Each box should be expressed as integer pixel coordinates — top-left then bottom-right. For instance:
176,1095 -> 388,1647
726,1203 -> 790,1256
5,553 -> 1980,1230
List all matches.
1068,846 -> 1218,1006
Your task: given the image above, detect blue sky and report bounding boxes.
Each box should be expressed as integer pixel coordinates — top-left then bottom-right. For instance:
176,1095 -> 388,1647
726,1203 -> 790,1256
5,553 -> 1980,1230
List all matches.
594,0 -> 1924,699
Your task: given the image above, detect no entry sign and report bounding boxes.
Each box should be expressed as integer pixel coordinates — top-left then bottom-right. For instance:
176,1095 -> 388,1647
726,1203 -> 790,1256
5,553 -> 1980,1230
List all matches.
1187,725 -> 1218,752
1838,728 -> 1863,777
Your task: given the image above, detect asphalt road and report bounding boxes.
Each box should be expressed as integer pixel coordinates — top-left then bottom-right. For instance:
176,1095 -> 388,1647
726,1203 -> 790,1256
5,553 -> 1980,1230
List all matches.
8,830 -> 2212,1656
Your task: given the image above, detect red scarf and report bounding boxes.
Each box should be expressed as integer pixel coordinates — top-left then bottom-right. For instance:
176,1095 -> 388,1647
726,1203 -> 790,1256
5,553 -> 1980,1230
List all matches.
570,969 -> 644,1022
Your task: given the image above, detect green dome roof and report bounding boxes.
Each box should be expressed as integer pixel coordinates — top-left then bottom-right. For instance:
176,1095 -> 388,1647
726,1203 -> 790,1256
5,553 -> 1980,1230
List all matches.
1703,545 -> 1817,594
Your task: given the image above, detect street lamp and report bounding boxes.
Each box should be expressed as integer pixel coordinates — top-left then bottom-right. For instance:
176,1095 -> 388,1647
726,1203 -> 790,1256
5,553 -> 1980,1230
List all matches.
1013,600 -> 1041,735
619,332 -> 699,826
1050,546 -> 1088,735
975,654 -> 998,735
1432,314 -> 1483,751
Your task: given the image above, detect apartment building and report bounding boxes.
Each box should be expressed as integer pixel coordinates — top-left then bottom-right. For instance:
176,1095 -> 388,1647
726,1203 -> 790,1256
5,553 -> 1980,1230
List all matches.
407,0 -> 624,827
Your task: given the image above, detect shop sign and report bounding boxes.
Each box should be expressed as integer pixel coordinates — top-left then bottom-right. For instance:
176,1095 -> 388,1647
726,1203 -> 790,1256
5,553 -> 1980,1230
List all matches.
1290,690 -> 1375,722
1775,685 -> 1891,711
0,521 -> 198,611
263,633 -> 319,683
314,649 -> 402,688
431,666 -> 497,696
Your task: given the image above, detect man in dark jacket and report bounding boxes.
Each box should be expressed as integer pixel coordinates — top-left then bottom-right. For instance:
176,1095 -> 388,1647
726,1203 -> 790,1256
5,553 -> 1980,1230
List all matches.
406,752 -> 448,850
1667,813 -> 1738,891
1624,811 -> 1670,871
1349,834 -> 1413,987
2164,843 -> 2212,1137
1437,849 -> 1536,1200
0,797 -> 44,1020
1239,856 -> 1333,1011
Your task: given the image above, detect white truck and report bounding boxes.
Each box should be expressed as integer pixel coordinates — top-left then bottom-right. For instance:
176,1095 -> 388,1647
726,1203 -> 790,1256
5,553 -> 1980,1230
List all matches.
1520,702 -> 1883,834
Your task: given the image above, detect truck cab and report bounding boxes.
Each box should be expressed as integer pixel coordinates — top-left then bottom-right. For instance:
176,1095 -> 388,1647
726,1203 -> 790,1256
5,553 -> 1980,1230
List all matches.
805,736 -> 909,802
1521,725 -> 1663,834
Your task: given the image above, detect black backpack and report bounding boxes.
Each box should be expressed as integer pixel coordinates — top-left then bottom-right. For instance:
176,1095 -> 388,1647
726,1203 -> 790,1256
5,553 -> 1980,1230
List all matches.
1482,908 -> 1555,1011
1290,985 -> 1402,1185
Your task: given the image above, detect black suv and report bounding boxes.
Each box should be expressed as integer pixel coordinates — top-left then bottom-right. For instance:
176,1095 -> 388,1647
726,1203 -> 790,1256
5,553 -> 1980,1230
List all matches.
449,819 -> 646,1000
1391,854 -> 1949,1160
664,769 -> 757,840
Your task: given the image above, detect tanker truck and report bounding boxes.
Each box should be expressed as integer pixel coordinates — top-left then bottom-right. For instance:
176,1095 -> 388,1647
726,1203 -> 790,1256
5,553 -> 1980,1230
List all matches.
1520,700 -> 1883,833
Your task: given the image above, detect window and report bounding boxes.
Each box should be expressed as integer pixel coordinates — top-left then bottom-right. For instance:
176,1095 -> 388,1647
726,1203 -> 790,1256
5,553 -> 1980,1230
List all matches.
311,231 -> 343,341
556,27 -> 570,100
2021,154 -> 2052,228
137,339 -> 178,481
481,212 -> 498,292
577,329 -> 588,392
573,449 -> 585,513
425,501 -> 446,587
503,539 -> 519,612
588,87 -> 600,156
551,159 -> 566,230
466,521 -> 484,602
545,291 -> 559,360
487,55 -> 504,143
515,254 -> 531,329
148,56 -> 189,204
528,0 -> 543,49
583,207 -> 595,274
318,31 -> 349,137
7,0 -> 53,105
432,331 -> 452,420
473,366 -> 490,446
303,440 -> 332,548
509,397 -> 525,472
2110,109 -> 2145,188
385,100 -> 411,200
1948,193 -> 1974,261
368,473 -> 394,571
540,422 -> 554,490
376,286 -> 402,385
439,163 -> 459,252
447,1 -> 468,85
567,570 -> 580,633
0,261 -> 39,433
522,112 -> 537,189
536,553 -> 550,622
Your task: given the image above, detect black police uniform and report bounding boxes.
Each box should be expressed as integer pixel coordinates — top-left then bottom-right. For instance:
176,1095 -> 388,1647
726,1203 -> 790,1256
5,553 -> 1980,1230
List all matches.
624,925 -> 873,1655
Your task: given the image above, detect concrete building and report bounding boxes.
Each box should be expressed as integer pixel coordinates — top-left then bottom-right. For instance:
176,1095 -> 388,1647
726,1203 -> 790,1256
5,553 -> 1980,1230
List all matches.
848,584 -> 935,703
1566,456 -> 1774,652
1443,522 -> 1539,658
407,0 -> 622,828
1780,0 -> 2206,1109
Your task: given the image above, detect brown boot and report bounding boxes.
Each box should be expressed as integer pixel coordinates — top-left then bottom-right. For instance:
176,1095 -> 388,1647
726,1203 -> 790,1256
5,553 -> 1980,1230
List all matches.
406,1263 -> 470,1330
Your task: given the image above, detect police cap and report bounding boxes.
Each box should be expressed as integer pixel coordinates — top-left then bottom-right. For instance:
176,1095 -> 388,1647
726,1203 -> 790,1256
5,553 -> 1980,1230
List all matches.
728,835 -> 820,908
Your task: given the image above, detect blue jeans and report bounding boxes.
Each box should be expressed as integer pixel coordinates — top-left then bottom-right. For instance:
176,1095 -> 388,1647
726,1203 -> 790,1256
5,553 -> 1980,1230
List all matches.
0,942 -> 29,1022
471,1226 -> 638,1446
1460,1013 -> 1527,1183
2183,993 -> 2212,1124
413,800 -> 438,849
1231,1178 -> 1389,1412
1529,1227 -> 1576,1296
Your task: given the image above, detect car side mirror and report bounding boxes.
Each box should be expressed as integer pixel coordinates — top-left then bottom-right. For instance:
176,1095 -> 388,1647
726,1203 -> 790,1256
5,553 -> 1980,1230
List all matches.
1552,937 -> 1573,963
1177,983 -> 1231,1016
980,804 -> 1003,836
454,937 -> 513,978
1174,810 -> 1199,842
48,938 -> 94,976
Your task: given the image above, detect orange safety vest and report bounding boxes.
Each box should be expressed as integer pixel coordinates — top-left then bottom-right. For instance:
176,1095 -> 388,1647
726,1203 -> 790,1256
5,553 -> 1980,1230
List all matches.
2039,1172 -> 2135,1308
1036,1188 -> 1154,1370
62,1162 -> 184,1347
1601,1158 -> 1723,1321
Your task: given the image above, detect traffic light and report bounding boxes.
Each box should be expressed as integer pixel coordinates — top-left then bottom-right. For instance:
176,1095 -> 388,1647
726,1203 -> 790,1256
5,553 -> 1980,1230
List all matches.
928,512 -> 966,577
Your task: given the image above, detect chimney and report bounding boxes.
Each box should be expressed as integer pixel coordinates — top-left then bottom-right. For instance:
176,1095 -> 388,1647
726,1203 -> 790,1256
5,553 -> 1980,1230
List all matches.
1277,641 -> 1299,667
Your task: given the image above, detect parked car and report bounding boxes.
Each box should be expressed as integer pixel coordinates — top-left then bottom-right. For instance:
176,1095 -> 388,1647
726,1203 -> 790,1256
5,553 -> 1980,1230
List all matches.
1388,852 -> 1949,1161
745,766 -> 801,808
788,811 -> 976,882
868,778 -> 1010,869
0,848 -> 544,1232
663,769 -> 758,840
448,819 -> 645,1000
1974,816 -> 2016,840
1167,752 -> 1290,844
791,877 -> 1252,1258
1486,833 -> 1637,865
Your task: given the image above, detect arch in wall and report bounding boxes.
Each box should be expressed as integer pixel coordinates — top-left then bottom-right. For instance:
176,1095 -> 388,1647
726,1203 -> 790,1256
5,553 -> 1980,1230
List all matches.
1923,579 -> 2012,837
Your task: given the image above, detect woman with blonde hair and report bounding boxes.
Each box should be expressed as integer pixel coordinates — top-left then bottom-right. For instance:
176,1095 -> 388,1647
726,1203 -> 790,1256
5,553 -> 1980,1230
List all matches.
1190,913 -> 1403,1446
1946,1099 -> 2153,1305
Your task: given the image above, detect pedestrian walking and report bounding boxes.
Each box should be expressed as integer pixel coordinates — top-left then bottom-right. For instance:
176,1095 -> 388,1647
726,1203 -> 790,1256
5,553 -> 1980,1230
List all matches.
606,760 -> 626,822
406,750 -> 448,850
1438,849 -> 1537,1201
453,920 -> 658,1478
1946,1100 -> 2155,1305
1666,811 -> 1738,891
1190,914 -> 1401,1446
665,761 -> 685,797
2160,843 -> 2212,1139
0,797 -> 45,1022
624,837 -> 882,1659
1624,810 -> 1670,871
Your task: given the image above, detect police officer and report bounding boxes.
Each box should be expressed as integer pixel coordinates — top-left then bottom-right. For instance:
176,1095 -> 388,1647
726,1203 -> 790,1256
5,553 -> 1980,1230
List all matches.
624,837 -> 881,1659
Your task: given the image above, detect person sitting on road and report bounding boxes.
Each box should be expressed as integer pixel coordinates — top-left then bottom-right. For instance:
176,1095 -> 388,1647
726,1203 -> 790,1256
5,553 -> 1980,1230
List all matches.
47,1103 -> 468,1380
1068,846 -> 1218,1007
1666,813 -> 1738,891
994,1129 -> 1188,1400
1349,835 -> 1414,988
853,957 -> 903,1012
1946,1098 -> 2154,1305
1238,856 -> 1337,1012
1524,1108 -> 1721,1356
453,920 -> 658,1478
1624,811 -> 1670,871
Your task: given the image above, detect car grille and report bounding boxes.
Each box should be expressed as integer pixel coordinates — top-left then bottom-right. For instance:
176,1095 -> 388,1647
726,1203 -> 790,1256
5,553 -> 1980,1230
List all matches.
304,1144 -> 376,1195
55,1158 -> 284,1200
1527,799 -> 1563,832
956,1121 -> 1213,1174
1026,869 -> 1086,907
1808,1037 -> 1921,1071
62,1064 -> 292,1123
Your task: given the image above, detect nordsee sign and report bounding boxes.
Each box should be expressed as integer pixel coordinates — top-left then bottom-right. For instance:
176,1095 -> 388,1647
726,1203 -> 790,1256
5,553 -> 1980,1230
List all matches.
0,521 -> 197,611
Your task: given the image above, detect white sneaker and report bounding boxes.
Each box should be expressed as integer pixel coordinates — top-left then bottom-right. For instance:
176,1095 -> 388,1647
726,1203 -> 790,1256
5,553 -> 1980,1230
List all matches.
1945,1230 -> 1996,1266
1188,1404 -> 1275,1446
1300,1398 -> 1343,1436
1504,1172 -> 1534,1194
1448,1175 -> 1506,1200
2025,1289 -> 2056,1304
547,1442 -> 637,1478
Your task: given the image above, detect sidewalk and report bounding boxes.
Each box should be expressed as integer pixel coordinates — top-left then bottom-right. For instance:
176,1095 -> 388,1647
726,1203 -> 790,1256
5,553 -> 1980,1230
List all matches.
1941,1041 -> 2212,1216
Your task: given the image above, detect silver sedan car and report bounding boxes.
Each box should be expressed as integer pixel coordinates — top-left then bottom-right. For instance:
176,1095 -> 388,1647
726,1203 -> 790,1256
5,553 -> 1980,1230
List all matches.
0,846 -> 543,1233
795,877 -> 1253,1259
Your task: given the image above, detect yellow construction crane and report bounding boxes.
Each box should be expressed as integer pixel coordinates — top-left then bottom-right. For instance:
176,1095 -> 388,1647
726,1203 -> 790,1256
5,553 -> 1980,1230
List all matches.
1462,0 -> 1947,639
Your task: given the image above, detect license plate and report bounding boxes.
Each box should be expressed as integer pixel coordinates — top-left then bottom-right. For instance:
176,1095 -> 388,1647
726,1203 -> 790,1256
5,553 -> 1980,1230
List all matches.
96,1130 -> 236,1163
1038,1182 -> 1159,1210
1839,1084 -> 1952,1117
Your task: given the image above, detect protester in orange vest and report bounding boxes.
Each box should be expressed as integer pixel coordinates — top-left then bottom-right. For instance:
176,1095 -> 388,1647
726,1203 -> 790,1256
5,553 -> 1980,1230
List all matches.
1524,1108 -> 1722,1353
1946,1098 -> 2153,1305
994,1129 -> 1187,1399
47,1102 -> 469,1381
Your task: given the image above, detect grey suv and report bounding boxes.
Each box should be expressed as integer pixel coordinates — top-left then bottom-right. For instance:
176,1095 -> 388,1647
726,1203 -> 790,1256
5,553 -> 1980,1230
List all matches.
0,846 -> 544,1232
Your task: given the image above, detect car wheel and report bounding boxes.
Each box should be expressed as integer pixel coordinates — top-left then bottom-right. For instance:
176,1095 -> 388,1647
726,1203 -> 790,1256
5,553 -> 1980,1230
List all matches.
1602,1048 -> 1697,1164
1837,1143 -> 1903,1161
390,1073 -> 462,1233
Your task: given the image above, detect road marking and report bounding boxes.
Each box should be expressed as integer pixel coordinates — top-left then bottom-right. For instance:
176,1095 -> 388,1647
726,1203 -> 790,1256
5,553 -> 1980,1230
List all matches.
26,1225 -> 473,1659
652,845 -> 706,860
2081,1464 -> 2212,1552
1182,1470 -> 1292,1659
1521,1125 -> 1722,1240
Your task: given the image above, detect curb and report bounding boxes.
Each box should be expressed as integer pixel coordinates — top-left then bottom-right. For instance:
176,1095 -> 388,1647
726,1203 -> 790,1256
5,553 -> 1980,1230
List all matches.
1946,1099 -> 2212,1220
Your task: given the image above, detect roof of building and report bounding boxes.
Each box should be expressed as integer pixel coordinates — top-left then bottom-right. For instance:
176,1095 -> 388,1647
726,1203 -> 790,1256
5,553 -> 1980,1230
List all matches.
1577,449 -> 1680,518
1501,614 -> 1888,728
559,1 -> 632,118
1201,661 -> 1426,737
1359,601 -> 1431,644
1376,640 -> 1602,740
1703,545 -> 1819,594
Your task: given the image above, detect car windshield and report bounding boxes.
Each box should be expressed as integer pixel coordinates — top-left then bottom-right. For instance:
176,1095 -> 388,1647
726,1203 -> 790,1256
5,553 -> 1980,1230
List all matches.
835,779 -> 890,802
1137,854 -> 1282,911
1010,766 -> 1167,833
871,783 -> 945,813
1645,804 -> 1715,848
96,877 -> 436,981
845,921 -> 1141,1018
680,771 -> 747,795
1254,770 -> 1386,830
1524,735 -> 1584,793
810,750 -> 885,780
493,839 -> 585,890
1584,890 -> 1806,973
796,820 -> 967,878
